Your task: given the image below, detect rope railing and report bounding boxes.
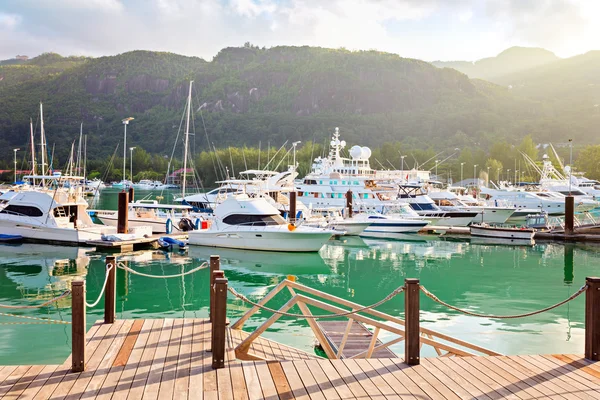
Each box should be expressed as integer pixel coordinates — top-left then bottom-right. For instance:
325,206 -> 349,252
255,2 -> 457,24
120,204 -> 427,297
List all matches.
419,284 -> 588,319
0,290 -> 71,309
116,261 -> 209,278
85,263 -> 114,308
227,285 -> 405,319
0,311 -> 71,325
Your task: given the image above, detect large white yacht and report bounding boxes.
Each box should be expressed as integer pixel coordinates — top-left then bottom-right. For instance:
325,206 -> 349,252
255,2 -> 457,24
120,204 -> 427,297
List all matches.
295,128 -> 477,226
427,187 -> 515,224
188,194 -> 335,252
0,176 -> 116,244
480,187 -> 569,215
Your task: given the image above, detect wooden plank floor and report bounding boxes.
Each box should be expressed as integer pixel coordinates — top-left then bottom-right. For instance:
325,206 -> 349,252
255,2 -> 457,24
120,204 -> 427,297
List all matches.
2,318 -> 600,399
317,320 -> 397,358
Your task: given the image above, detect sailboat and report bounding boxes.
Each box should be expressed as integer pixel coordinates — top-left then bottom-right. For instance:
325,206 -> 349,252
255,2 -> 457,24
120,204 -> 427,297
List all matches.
94,81 -> 201,233
0,103 -> 116,243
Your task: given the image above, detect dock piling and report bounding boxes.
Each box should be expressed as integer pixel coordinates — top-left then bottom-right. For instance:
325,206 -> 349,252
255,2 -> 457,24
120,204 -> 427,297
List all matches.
209,255 -> 220,322
128,187 -> 135,203
565,196 -> 574,235
71,280 -> 86,372
405,278 -> 420,365
117,191 -> 129,233
212,275 -> 228,369
346,190 -> 353,218
104,256 -> 116,324
289,191 -> 297,224
585,276 -> 600,360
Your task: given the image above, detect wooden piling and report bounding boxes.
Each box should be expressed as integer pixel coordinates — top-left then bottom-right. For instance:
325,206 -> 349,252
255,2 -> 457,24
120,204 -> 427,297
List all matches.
209,255 -> 220,322
212,276 -> 228,369
565,196 -> 574,235
128,187 -> 135,203
585,277 -> 600,361
117,191 -> 129,234
71,280 -> 86,372
104,256 -> 116,324
346,190 -> 353,218
289,191 -> 297,223
405,278 -> 420,365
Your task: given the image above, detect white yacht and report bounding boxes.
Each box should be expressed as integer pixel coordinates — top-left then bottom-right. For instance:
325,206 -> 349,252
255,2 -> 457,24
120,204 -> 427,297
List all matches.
93,200 -> 199,234
428,188 -> 515,224
0,176 -> 116,244
188,194 -> 335,252
353,212 -> 430,238
134,180 -> 162,190
480,187 -> 568,215
303,207 -> 372,236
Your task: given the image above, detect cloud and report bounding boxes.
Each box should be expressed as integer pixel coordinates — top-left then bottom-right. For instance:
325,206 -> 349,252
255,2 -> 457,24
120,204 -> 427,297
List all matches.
0,0 -> 598,61
0,12 -> 21,30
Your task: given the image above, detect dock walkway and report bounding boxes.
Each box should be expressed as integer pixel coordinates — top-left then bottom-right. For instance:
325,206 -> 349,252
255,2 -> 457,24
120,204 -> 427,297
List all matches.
2,318 -> 600,399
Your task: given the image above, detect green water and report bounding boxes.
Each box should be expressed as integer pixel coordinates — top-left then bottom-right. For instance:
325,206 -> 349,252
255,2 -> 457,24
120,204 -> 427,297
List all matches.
1,189 -> 599,365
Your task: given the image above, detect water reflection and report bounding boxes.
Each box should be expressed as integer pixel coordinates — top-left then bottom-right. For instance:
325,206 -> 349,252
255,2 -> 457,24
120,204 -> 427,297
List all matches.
1,235 -> 599,365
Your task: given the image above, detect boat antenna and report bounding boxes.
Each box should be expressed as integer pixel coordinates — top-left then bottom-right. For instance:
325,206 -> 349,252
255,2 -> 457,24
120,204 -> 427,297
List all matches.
242,147 -> 248,170
257,141 -> 261,169
263,141 -> 288,171
84,134 -> 87,179
40,102 -> 46,186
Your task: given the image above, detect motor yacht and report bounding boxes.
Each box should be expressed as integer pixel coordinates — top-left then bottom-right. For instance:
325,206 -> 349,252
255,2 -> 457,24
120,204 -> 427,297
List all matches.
188,194 -> 335,252
0,175 -> 116,244
303,207 -> 372,236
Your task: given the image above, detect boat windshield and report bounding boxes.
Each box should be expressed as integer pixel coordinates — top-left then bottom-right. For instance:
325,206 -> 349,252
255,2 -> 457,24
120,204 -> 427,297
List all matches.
222,213 -> 286,226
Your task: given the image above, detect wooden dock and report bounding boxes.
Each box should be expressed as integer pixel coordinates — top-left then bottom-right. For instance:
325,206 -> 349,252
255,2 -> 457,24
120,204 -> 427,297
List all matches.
86,233 -> 188,252
317,320 -> 397,359
2,318 -> 600,399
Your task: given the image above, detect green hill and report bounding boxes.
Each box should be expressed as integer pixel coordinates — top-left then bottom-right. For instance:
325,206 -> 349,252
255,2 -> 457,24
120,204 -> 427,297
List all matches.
432,46 -> 560,83
0,45 -> 593,168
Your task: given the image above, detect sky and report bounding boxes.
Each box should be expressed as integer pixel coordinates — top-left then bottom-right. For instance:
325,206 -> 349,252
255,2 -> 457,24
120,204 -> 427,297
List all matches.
1,0 -> 599,62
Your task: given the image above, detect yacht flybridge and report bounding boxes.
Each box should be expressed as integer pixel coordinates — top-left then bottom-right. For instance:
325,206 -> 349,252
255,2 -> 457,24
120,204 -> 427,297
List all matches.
0,175 -> 115,244
188,194 -> 335,252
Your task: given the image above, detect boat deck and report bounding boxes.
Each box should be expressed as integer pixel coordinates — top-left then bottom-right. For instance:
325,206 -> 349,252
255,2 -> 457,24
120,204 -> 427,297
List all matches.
86,233 -> 188,252
2,318 -> 600,399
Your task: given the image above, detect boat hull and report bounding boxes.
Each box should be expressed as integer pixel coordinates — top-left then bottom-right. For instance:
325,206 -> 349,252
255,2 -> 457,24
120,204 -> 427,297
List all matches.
95,211 -> 171,234
328,221 -> 371,236
0,220 -> 113,244
360,220 -> 429,237
470,225 -> 534,240
188,229 -> 333,252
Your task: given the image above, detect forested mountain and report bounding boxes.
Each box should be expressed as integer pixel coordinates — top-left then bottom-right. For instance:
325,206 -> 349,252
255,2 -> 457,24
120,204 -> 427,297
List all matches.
0,45 -> 597,170
432,47 -> 559,83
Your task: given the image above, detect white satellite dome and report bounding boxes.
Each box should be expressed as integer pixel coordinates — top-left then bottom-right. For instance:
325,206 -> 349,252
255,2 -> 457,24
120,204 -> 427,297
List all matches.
361,146 -> 372,159
340,140 -> 346,148
350,145 -> 362,159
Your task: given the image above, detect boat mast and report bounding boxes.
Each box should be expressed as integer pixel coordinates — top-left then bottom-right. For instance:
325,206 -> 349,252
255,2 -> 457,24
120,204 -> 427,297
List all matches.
40,102 -> 46,186
77,122 -> 83,176
29,118 -> 36,185
182,80 -> 193,198
84,134 -> 87,179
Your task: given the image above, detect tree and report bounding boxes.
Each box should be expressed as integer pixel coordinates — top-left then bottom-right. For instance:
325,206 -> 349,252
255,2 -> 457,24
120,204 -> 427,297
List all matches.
485,158 -> 503,184
518,135 -> 538,161
575,145 -> 600,180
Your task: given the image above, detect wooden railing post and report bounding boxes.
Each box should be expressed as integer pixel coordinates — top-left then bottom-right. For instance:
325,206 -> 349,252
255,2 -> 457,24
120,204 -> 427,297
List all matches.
405,278 -> 420,365
71,280 -> 86,372
585,277 -> 600,360
104,256 -> 116,324
209,255 -> 220,322
289,191 -> 297,224
212,275 -> 228,369
117,191 -> 129,233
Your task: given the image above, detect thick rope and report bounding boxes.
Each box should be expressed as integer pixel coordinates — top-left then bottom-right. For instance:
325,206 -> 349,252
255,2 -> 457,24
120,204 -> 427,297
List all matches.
227,285 -> 405,318
0,290 -> 71,309
0,312 -> 71,325
117,261 -> 208,279
86,263 -> 113,308
420,284 -> 588,319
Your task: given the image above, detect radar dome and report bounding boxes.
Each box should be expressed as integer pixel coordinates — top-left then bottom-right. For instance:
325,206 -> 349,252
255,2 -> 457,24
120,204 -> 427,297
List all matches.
350,145 -> 362,159
361,146 -> 372,159
340,140 -> 346,148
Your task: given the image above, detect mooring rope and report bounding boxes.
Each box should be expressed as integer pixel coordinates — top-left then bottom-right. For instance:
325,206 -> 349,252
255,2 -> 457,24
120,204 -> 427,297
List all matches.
0,290 -> 71,309
117,261 -> 208,278
0,312 -> 71,325
226,285 -> 405,318
419,284 -> 588,319
85,263 -> 114,308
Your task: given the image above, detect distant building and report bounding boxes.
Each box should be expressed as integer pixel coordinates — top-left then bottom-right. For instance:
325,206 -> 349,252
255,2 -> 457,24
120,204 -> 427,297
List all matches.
15,55 -> 28,60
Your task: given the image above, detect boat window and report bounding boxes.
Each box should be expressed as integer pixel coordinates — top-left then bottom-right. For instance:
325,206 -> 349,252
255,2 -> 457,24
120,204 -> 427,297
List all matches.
410,203 -> 437,211
0,204 -> 44,217
222,214 -> 285,226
